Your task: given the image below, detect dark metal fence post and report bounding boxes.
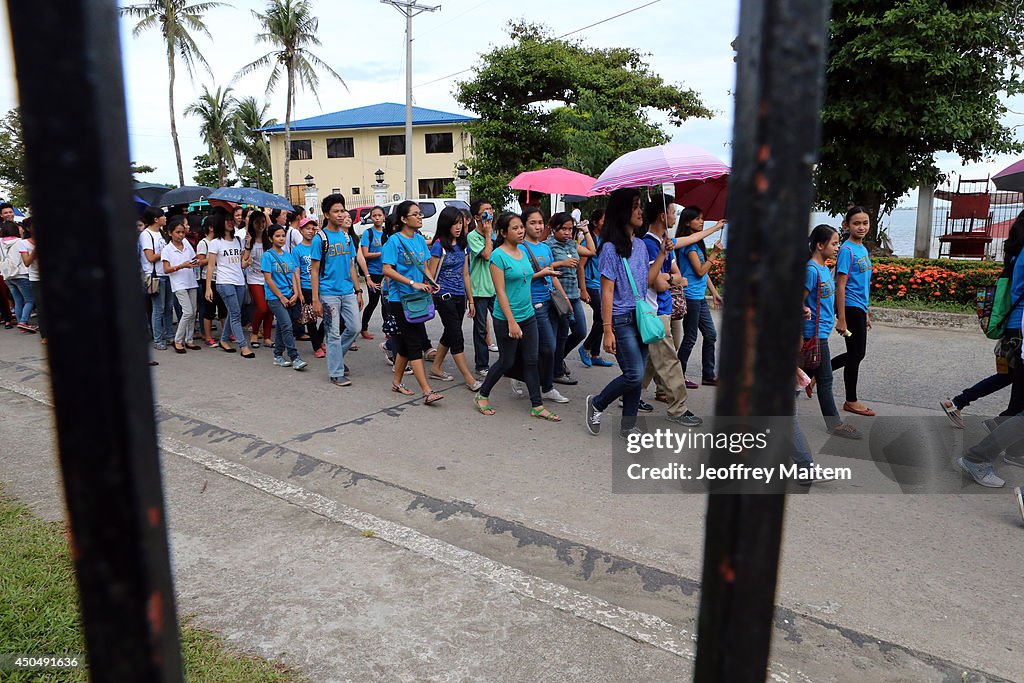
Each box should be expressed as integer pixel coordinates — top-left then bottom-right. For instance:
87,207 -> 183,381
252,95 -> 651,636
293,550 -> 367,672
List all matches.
5,1 -> 184,680
693,0 -> 832,680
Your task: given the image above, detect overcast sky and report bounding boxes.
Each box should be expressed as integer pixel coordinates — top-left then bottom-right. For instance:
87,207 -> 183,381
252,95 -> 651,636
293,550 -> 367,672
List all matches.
1,0 -> 1022,203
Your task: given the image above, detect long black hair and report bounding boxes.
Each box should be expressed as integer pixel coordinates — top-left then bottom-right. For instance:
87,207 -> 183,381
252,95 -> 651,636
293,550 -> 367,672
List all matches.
247,210 -> 270,250
209,207 -> 231,240
381,211 -> 400,243
432,206 -> 467,251
603,188 -> 640,258
1002,209 -> 1024,272
675,205 -> 707,258
493,212 -> 520,249
809,224 -> 838,257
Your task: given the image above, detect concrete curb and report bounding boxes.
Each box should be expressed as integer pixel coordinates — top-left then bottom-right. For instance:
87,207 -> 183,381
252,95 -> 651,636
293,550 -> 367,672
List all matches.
869,307 -> 977,331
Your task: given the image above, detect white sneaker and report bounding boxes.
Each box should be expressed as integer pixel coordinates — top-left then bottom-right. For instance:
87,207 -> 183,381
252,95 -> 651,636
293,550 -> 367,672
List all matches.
510,379 -> 526,397
488,343 -> 499,352
543,388 -> 570,404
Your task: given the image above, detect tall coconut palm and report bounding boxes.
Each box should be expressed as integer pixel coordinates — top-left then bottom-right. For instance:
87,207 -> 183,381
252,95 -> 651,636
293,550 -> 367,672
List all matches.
185,85 -> 238,187
121,0 -> 226,186
235,0 -> 348,194
231,96 -> 277,190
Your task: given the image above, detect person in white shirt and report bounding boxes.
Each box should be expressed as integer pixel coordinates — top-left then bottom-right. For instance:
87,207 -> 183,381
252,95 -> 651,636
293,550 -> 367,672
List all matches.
204,208 -> 254,357
244,212 -> 273,347
1,221 -> 33,331
138,207 -> 173,349
283,205 -> 305,253
161,216 -> 201,353
17,218 -> 44,342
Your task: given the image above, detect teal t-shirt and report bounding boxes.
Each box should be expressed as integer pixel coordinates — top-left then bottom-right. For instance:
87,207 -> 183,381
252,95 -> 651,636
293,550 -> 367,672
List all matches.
292,242 -> 313,290
310,229 -> 356,296
261,249 -> 299,299
381,232 -> 431,303
677,243 -> 710,300
489,247 -> 535,323
804,260 -> 836,339
359,227 -> 384,275
835,241 -> 872,312
467,229 -> 495,298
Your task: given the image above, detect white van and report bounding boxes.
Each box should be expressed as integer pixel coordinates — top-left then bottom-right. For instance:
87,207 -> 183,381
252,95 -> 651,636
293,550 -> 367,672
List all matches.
357,198 -> 470,240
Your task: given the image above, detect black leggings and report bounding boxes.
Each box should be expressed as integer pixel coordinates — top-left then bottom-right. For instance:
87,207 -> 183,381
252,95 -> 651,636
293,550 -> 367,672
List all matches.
831,306 -> 867,402
300,288 -> 324,352
582,286 -> 603,357
479,316 -> 542,407
435,293 -> 467,355
361,274 -> 384,332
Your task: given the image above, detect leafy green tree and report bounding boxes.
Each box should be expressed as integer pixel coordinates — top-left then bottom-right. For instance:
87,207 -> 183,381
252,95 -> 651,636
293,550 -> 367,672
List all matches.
193,153 -> 237,188
235,0 -> 348,193
231,96 -> 277,192
130,162 -> 157,181
121,0 -> 227,187
456,21 -> 711,205
185,85 -> 238,187
0,108 -> 27,207
817,0 -> 1024,247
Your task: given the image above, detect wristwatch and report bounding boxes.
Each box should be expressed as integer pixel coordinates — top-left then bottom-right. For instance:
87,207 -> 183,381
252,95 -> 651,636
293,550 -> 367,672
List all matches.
355,288 -> 363,294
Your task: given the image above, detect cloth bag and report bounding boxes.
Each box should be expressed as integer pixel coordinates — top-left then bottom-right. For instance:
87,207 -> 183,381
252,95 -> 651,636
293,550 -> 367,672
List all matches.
621,256 -> 665,344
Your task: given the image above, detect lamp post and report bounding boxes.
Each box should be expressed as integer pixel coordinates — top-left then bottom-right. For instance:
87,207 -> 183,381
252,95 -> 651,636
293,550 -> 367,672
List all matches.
454,163 -> 471,203
303,174 -> 318,214
372,168 -> 389,206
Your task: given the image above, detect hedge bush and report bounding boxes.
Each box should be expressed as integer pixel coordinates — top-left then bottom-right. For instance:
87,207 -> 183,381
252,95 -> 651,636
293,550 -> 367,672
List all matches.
706,255 -> 1003,306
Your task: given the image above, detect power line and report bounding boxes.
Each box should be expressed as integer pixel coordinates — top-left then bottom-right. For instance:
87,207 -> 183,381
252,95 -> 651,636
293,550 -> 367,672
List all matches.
412,0 -> 663,89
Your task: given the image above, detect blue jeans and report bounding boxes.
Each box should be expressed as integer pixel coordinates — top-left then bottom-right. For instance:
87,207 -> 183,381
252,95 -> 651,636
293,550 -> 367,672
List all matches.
791,414 -> 813,467
267,297 -> 299,361
151,276 -> 174,343
7,277 -> 33,324
677,298 -> 717,380
953,374 -> 1012,411
322,294 -> 358,379
593,311 -> 649,428
535,299 -> 557,392
582,287 -> 604,357
216,283 -> 248,348
555,298 -> 587,367
809,337 -> 841,429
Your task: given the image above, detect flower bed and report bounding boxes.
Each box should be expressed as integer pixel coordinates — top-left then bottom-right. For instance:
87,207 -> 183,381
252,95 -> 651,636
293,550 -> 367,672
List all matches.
707,256 -> 1003,306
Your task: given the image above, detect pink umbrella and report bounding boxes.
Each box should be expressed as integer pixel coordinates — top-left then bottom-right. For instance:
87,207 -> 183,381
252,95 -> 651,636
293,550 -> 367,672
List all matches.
591,142 -> 729,193
675,175 -> 728,221
508,168 -> 601,197
994,159 -> 1024,193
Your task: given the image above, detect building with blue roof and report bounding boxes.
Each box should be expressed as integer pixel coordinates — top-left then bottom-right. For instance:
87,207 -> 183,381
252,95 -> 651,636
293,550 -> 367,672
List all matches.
264,102 -> 476,204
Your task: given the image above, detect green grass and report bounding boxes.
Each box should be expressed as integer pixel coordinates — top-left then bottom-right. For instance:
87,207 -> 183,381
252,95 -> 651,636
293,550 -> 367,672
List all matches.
872,299 -> 975,315
0,487 -> 307,682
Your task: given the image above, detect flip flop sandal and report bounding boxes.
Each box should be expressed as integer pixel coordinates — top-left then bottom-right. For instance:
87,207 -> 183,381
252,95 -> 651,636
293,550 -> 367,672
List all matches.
423,391 -> 445,405
466,380 -> 483,392
429,370 -> 455,382
474,393 -> 495,415
804,378 -> 816,398
531,407 -> 561,422
939,399 -> 965,429
843,402 -> 876,417
391,383 -> 414,396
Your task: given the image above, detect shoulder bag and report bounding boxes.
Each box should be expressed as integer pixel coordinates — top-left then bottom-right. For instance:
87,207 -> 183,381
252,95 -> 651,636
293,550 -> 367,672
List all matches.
800,266 -> 822,371
142,232 -> 161,295
0,240 -> 20,279
621,255 -> 666,344
396,237 -> 436,323
523,242 -> 572,317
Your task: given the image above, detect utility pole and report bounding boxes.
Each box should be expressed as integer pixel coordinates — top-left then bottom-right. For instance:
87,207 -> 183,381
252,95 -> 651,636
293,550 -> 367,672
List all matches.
381,0 -> 440,200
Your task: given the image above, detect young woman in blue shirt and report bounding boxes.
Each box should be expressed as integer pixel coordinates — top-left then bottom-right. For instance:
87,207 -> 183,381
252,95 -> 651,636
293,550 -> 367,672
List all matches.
261,224 -> 308,370
674,206 -> 725,389
831,206 -> 874,416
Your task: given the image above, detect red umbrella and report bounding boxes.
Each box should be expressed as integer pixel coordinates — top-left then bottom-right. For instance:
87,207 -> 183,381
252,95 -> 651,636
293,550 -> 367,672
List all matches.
509,168 -> 601,198
674,175 -> 728,221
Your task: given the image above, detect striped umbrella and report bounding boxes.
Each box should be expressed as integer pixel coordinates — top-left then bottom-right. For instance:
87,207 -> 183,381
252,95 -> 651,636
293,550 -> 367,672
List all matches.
591,142 -> 729,193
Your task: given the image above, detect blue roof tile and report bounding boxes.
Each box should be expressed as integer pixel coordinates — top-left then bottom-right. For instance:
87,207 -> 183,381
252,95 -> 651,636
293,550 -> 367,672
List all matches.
262,102 -> 475,133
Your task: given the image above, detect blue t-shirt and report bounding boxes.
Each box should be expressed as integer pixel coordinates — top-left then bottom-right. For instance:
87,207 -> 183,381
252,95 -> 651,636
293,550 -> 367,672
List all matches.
489,247 -> 535,322
429,241 -> 467,296
1009,255 -> 1024,330
292,242 -> 314,290
835,241 -> 872,312
381,232 -> 431,303
804,261 -> 835,339
360,227 -> 384,275
310,229 -> 355,296
582,234 -> 602,291
642,234 -> 673,316
520,241 -> 553,302
598,238 -> 650,316
677,243 -> 709,300
545,236 -> 581,300
261,249 -> 299,300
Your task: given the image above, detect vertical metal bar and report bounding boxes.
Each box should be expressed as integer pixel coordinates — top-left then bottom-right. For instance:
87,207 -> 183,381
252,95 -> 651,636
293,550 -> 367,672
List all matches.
5,1 -> 184,680
693,0 -> 831,681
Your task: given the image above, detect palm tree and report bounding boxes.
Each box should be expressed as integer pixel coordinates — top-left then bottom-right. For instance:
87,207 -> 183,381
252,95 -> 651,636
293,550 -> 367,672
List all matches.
235,0 -> 348,194
120,1 -> 226,187
185,85 -> 238,188
231,96 -> 277,190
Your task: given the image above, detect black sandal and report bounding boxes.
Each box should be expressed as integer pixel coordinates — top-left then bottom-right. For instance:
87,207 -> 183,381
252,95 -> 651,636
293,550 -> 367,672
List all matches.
219,343 -> 237,353
423,391 -> 444,405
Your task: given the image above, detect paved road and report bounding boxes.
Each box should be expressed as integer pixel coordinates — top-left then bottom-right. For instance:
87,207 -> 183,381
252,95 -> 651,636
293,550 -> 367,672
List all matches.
1,315 -> 1021,682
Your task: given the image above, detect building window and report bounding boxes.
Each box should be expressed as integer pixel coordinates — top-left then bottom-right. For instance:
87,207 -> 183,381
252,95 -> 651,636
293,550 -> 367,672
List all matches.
418,178 -> 453,199
425,132 -> 453,154
289,139 -> 312,160
379,135 -> 406,156
326,137 -> 354,158
288,185 -> 306,205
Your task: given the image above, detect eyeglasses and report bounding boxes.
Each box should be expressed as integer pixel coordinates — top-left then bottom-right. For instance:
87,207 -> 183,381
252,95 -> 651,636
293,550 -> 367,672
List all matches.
408,212 -> 424,218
